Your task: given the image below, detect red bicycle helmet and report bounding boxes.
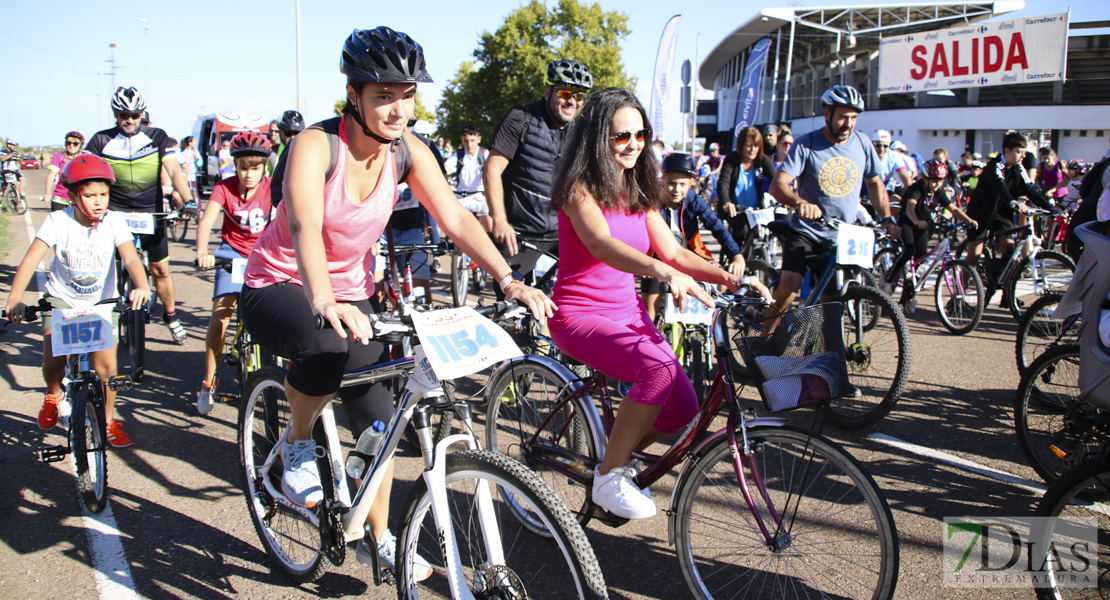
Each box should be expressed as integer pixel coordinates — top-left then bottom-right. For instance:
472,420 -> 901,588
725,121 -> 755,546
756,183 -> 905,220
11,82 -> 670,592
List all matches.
65,130 -> 85,143
921,159 -> 948,180
229,131 -> 272,157
62,154 -> 116,188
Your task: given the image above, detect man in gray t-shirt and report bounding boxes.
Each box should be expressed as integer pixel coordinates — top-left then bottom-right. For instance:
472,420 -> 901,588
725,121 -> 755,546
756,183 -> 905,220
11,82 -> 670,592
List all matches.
769,85 -> 898,316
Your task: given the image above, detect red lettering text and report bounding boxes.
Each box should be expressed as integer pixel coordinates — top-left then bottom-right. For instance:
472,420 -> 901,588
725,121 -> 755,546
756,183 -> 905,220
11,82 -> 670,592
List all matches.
910,45 -> 928,79
929,43 -> 950,78
984,36 -> 1004,73
1005,32 -> 1029,71
951,40 -> 968,75
972,38 -> 979,73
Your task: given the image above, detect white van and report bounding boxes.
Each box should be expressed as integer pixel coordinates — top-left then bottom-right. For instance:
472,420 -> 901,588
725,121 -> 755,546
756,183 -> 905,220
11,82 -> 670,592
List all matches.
191,111 -> 270,195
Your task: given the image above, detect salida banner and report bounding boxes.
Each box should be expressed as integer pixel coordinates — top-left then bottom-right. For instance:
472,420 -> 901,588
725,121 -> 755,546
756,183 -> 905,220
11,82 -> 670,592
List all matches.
877,13 -> 1068,95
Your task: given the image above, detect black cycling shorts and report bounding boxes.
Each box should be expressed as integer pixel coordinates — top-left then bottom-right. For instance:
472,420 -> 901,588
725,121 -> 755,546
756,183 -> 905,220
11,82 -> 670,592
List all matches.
781,229 -> 835,287
239,282 -> 395,439
966,215 -> 1014,243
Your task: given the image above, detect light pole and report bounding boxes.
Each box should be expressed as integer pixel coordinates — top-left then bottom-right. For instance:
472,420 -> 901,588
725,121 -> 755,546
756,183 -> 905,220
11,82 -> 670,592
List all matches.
138,18 -> 149,98
295,0 -> 303,114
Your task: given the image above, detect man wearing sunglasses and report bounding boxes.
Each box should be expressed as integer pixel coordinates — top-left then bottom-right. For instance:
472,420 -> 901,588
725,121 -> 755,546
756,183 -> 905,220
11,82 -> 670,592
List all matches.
484,58 -> 592,292
872,129 -> 913,211
85,86 -> 195,345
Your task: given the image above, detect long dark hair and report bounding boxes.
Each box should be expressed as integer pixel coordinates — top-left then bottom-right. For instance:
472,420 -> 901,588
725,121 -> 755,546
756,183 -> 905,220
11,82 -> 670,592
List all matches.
551,87 -> 665,214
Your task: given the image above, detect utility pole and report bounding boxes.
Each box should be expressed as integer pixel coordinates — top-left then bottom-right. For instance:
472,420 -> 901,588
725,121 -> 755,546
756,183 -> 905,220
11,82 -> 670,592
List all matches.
295,0 -> 303,114
106,43 -> 119,91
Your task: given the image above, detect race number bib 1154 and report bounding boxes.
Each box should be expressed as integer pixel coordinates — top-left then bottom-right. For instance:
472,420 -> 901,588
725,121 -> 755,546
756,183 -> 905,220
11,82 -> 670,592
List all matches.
411,307 -> 523,380
836,223 -> 875,269
51,305 -> 114,356
122,212 -> 155,235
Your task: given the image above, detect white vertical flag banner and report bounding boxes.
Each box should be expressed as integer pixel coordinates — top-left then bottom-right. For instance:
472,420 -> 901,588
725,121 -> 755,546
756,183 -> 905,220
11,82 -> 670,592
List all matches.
650,15 -> 682,142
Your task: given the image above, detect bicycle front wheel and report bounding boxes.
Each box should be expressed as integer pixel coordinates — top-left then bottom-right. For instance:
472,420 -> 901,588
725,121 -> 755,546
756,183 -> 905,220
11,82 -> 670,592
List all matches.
484,359 -> 597,531
829,285 -> 912,429
934,259 -> 985,335
71,385 -> 108,513
673,425 -> 898,600
1004,250 -> 1075,320
396,449 -> 608,599
450,251 -> 470,307
7,189 -> 27,214
1031,454 -> 1110,599
238,367 -> 329,583
1016,292 -> 1078,375
167,216 -> 188,243
1014,345 -> 1100,487
122,309 -> 146,383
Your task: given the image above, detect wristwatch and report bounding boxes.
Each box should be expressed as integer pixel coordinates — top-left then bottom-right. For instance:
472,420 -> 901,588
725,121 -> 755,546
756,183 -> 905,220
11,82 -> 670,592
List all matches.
881,216 -> 896,225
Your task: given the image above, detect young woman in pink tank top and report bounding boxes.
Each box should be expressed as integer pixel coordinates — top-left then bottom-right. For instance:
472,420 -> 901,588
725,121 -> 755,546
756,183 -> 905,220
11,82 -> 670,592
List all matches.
549,88 -> 769,520
237,27 -> 555,573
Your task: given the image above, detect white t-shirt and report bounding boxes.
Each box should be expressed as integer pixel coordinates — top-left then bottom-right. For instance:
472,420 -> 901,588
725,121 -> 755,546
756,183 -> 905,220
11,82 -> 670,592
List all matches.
178,147 -> 199,177
35,208 -> 134,305
456,150 -> 485,193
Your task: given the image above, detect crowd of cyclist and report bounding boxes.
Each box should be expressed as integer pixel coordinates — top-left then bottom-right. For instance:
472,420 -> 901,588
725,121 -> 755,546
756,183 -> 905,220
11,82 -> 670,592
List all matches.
5,21 -> 1110,589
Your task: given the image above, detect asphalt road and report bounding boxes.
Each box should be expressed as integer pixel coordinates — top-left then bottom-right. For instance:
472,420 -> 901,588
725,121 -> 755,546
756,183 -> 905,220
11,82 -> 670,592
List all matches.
0,168 -> 1066,599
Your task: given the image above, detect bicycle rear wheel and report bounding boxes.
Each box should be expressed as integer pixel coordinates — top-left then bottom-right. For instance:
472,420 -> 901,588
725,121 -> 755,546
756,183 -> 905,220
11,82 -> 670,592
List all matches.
1031,454 -> 1110,599
484,359 -> 597,531
238,367 -> 329,583
934,259 -> 985,335
1004,250 -> 1075,320
71,384 -> 109,513
828,285 -> 912,429
673,425 -> 898,600
7,188 -> 27,214
1016,292 -> 1079,375
167,216 -> 188,243
395,449 -> 608,599
450,251 -> 470,307
1013,345 -> 1104,487
744,259 -> 779,289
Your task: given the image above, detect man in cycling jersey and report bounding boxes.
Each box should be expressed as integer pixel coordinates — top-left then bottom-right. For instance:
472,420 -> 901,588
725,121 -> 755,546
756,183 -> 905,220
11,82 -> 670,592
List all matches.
484,58 -> 592,289
1,139 -> 25,197
85,86 -> 195,345
768,85 -> 899,318
872,130 -> 912,208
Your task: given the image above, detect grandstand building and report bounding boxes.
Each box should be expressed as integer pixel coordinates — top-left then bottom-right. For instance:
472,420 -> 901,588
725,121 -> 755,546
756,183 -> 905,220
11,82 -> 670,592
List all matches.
698,1 -> 1110,161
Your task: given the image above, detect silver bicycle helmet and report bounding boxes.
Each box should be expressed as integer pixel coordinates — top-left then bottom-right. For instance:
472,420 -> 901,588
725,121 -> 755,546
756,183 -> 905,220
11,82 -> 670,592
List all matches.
110,86 -> 147,113
820,85 -> 864,112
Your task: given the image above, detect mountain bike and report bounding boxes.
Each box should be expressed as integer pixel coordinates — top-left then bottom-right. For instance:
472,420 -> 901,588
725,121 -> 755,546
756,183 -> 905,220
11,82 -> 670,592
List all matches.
956,206 -> 1075,320
1015,292 -> 1082,375
755,217 -> 913,429
238,301 -> 607,598
4,299 -> 131,513
166,202 -> 200,243
1,170 -> 28,215
483,292 -> 899,599
874,235 -> 985,334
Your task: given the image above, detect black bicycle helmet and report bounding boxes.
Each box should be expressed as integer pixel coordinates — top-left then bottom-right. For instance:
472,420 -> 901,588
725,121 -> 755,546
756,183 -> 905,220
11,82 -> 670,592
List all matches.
278,110 -> 305,133
111,86 -> 146,113
660,152 -> 698,177
545,59 -> 593,90
340,27 -> 433,84
820,85 -> 865,112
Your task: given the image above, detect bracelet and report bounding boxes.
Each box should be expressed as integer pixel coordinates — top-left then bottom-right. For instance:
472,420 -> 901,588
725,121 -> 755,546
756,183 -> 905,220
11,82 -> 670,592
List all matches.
498,273 -> 514,292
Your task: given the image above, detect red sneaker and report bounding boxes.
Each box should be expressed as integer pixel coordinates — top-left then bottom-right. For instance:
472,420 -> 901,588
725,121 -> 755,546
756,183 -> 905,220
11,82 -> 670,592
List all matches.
38,392 -> 64,430
106,421 -> 133,448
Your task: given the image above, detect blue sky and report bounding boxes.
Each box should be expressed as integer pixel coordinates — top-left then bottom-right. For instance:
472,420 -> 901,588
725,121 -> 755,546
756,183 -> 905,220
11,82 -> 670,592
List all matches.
1,0 -> 1104,147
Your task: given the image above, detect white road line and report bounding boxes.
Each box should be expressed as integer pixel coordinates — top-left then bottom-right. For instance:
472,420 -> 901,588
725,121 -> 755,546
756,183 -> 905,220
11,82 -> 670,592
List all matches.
24,211 -> 137,599
865,432 -> 1049,495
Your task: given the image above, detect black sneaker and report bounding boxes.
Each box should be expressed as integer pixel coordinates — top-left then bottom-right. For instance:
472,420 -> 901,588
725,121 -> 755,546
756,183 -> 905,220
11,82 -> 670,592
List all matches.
163,313 -> 188,345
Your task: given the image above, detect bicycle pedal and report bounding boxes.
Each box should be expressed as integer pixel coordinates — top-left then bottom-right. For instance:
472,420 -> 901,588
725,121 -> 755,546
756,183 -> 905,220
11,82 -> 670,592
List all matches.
224,354 -> 240,367
214,393 -> 238,404
590,503 -> 631,528
40,445 -> 69,463
107,375 -> 133,392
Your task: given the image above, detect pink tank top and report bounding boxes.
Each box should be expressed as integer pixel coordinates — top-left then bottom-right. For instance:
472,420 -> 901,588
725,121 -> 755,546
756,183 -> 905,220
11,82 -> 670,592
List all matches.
551,204 -> 648,320
244,116 -> 397,301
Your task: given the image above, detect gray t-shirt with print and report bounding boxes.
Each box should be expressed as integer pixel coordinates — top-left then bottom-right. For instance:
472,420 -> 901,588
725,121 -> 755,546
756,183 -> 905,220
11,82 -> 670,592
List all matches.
781,128 -> 880,241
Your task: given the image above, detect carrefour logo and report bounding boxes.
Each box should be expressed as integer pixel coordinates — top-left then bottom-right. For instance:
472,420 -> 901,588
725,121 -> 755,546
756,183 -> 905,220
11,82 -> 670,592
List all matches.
904,83 -> 913,91
905,35 -> 914,43
980,77 -> 989,84
979,25 -> 989,33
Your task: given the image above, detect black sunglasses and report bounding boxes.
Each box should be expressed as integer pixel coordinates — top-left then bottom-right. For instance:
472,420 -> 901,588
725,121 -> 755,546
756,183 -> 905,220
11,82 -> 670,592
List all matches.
117,112 -> 143,121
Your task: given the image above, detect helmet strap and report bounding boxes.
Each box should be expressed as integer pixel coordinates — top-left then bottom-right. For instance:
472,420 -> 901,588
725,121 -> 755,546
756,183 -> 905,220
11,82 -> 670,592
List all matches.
350,95 -> 399,152
72,191 -> 104,228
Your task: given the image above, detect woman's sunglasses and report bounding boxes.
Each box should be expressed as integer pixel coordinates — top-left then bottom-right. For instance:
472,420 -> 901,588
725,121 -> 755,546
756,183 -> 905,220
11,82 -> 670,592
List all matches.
611,129 -> 648,145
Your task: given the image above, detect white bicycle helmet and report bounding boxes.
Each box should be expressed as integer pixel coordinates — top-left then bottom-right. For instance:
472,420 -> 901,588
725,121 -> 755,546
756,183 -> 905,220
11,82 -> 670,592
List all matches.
110,86 -> 146,113
820,85 -> 865,112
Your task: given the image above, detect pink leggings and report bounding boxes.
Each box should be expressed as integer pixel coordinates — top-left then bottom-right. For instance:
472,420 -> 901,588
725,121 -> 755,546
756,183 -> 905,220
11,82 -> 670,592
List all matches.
550,308 -> 698,434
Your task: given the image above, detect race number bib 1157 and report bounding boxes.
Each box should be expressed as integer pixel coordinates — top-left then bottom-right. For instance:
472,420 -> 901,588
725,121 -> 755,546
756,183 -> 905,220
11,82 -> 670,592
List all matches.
51,305 -> 114,356
836,223 -> 875,269
662,293 -> 715,326
411,307 -> 523,380
121,212 -> 155,235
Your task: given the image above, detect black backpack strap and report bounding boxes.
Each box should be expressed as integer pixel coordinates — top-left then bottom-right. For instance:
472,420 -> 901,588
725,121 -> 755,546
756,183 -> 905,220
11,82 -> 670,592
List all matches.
394,136 -> 412,183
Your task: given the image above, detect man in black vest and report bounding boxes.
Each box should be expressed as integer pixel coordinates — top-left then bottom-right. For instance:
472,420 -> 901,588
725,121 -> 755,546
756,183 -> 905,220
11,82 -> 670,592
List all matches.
484,58 -> 592,290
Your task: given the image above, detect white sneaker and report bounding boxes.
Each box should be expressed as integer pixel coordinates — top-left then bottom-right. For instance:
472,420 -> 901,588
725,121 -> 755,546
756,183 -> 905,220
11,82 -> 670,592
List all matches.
592,465 -> 656,519
626,459 -> 652,501
357,529 -> 433,582
56,396 -> 72,428
197,380 -> 215,416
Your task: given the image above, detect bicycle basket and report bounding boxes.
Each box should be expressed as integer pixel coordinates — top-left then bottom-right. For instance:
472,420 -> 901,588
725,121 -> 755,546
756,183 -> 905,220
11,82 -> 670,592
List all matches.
732,303 -> 850,413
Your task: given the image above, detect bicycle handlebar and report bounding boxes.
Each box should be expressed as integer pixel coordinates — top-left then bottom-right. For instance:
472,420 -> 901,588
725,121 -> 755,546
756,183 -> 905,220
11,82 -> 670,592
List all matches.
312,300 -> 523,339
3,298 -> 126,323
193,257 -> 235,272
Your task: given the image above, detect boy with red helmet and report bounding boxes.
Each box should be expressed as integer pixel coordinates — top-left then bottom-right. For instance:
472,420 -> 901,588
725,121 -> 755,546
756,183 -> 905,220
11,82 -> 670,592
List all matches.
194,131 -> 274,415
4,155 -> 151,447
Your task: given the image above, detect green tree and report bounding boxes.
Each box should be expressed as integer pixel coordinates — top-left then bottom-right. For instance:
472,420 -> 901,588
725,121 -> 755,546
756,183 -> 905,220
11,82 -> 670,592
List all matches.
435,0 -> 634,143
